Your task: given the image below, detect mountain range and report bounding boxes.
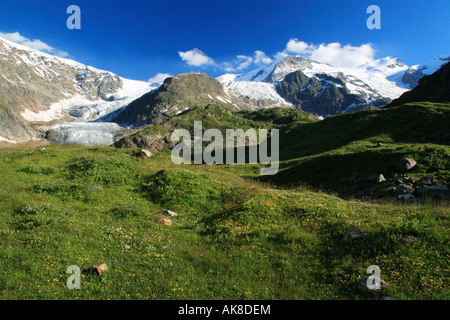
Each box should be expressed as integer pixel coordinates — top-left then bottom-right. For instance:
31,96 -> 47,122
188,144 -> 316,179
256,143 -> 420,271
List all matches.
0,34 -> 449,145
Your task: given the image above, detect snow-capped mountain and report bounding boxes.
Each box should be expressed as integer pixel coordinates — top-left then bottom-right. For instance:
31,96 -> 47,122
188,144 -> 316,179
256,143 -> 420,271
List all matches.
217,55 -> 413,116
389,54 -> 450,89
0,35 -> 157,142
1,32 -> 448,145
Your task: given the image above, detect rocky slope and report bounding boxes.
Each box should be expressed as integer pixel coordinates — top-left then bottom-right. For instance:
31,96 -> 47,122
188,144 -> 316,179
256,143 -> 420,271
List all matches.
276,70 -> 389,115
0,35 -> 154,142
112,73 -> 237,128
217,55 -> 411,116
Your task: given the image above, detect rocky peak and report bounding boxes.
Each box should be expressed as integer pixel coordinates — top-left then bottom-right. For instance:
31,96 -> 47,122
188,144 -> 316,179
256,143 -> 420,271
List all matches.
112,72 -> 231,128
276,70 -> 389,115
0,36 -> 151,142
265,56 -> 315,83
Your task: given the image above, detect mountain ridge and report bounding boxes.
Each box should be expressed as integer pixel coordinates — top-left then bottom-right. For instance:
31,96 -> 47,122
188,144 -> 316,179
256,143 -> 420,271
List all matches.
1,34 -> 449,145
0,35 -> 155,142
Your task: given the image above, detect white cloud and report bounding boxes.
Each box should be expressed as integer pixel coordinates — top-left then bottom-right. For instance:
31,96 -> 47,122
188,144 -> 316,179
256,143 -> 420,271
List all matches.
222,62 -> 237,73
148,73 -> 172,83
285,39 -> 314,55
254,50 -> 272,65
0,31 -> 69,57
178,48 -> 215,67
310,42 -> 375,69
280,38 -> 376,69
236,55 -> 254,70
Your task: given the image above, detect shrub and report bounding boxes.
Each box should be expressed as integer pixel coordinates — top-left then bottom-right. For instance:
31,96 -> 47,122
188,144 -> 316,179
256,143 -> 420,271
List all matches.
142,169 -> 253,214
66,155 -> 137,185
23,164 -> 55,175
110,203 -> 145,219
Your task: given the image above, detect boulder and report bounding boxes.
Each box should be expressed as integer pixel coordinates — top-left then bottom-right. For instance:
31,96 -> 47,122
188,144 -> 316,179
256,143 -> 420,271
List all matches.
141,149 -> 153,157
396,237 -> 416,245
342,228 -> 366,242
160,209 -> 178,217
395,184 -> 415,195
416,186 -> 450,199
92,264 -> 108,276
396,194 -> 416,203
395,158 -> 417,172
367,173 -> 385,183
153,214 -> 172,226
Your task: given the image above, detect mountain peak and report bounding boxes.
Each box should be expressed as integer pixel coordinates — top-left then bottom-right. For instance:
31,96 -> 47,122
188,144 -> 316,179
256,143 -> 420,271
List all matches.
112,72 -> 232,128
0,36 -> 154,142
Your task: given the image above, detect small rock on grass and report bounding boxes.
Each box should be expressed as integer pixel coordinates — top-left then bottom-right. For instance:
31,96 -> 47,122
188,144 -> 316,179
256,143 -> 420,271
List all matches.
396,237 -> 415,245
342,228 -> 367,242
395,184 -> 415,195
92,264 -> 108,276
153,214 -> 172,226
396,194 -> 416,203
160,209 -> 178,217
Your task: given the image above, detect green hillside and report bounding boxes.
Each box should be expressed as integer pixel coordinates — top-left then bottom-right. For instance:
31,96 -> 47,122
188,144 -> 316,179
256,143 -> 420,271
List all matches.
0,101 -> 449,300
260,102 -> 450,197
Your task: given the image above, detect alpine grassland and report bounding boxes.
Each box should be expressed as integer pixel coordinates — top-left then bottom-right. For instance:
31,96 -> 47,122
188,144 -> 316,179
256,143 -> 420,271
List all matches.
0,103 -> 448,300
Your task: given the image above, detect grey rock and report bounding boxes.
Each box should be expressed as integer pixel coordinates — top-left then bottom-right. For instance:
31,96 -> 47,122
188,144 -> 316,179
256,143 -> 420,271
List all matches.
396,237 -> 416,245
396,194 -> 416,202
395,184 -> 415,195
416,186 -> 450,199
160,209 -> 178,217
372,174 -> 386,183
395,158 -> 417,172
343,228 -> 367,242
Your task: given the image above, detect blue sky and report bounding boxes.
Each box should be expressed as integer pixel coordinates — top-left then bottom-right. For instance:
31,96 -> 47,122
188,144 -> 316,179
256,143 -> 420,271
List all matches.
0,0 -> 449,82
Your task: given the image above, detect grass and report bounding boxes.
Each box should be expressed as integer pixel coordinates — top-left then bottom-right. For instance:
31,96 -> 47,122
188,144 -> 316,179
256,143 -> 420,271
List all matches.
261,102 -> 450,193
0,142 -> 448,300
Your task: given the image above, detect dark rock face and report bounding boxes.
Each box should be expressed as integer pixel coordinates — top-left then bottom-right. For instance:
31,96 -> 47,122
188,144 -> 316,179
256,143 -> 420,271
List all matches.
276,70 -> 389,115
112,73 -> 229,128
401,68 -> 425,89
388,62 -> 450,107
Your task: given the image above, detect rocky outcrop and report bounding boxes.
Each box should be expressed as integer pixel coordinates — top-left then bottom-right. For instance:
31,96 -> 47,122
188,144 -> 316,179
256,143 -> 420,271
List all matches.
0,36 -> 151,142
276,70 -> 390,115
112,73 -> 233,128
114,132 -> 176,151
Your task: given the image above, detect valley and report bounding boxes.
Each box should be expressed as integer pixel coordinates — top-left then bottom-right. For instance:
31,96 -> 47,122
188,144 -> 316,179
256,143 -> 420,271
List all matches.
0,33 -> 449,301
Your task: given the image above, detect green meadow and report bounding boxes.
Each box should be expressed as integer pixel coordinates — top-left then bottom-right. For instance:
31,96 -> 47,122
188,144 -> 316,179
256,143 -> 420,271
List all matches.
0,102 -> 449,300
